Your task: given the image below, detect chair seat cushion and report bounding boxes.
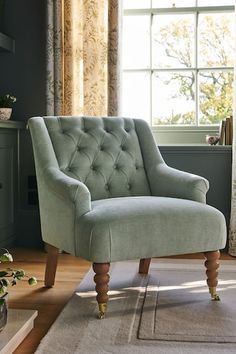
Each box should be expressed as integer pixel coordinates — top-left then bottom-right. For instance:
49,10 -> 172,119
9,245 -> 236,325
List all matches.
77,196 -> 226,263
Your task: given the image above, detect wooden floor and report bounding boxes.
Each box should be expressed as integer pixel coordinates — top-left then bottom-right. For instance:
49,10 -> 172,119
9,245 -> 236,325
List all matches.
3,248 -> 235,354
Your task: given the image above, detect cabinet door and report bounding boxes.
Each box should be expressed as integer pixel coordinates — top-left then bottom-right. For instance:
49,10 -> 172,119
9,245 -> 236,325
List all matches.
0,131 -> 16,247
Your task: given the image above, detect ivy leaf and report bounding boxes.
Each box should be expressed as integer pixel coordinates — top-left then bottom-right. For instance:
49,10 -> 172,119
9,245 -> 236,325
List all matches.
0,286 -> 7,295
1,278 -> 9,287
0,292 -> 8,305
15,270 -> 25,279
0,253 -> 13,262
28,277 -> 37,286
0,271 -> 8,277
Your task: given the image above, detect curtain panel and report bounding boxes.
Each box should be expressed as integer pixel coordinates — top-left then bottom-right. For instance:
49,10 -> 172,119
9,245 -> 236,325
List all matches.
46,0 -> 121,117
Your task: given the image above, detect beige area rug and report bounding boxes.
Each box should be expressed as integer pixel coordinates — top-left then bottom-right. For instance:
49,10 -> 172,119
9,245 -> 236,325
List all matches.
36,259 -> 236,354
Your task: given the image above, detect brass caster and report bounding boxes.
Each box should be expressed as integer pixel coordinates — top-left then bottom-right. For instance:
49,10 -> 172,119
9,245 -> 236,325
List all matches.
211,293 -> 220,301
98,303 -> 107,319
209,287 -> 220,301
98,311 -> 105,319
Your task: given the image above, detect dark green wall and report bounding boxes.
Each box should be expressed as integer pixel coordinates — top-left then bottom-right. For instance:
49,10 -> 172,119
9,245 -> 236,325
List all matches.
0,1 -> 46,248
0,0 -> 47,120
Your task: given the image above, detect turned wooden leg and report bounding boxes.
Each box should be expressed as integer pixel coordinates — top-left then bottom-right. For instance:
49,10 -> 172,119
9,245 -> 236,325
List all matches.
93,263 -> 110,319
204,250 -> 220,301
44,243 -> 59,287
139,258 -> 151,274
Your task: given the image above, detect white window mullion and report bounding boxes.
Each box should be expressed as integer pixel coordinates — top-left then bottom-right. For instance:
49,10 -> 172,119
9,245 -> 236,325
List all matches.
195,11 -> 199,126
150,13 -> 153,126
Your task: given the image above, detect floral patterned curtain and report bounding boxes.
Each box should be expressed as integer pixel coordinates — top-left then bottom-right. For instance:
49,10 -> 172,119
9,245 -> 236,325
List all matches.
46,0 -> 63,115
46,0 -> 122,116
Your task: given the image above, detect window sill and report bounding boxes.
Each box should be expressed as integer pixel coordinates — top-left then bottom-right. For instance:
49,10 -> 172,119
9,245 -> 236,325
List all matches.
151,126 -> 220,145
159,145 -> 232,153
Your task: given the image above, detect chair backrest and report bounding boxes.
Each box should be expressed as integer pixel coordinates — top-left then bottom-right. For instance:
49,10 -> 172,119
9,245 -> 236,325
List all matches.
40,116 -> 152,200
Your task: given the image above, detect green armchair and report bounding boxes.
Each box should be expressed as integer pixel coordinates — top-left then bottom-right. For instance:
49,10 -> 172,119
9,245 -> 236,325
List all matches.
28,116 -> 226,318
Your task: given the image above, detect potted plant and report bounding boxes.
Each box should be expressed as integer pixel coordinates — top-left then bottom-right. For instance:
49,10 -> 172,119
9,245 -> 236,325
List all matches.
0,94 -> 16,120
0,249 -> 37,331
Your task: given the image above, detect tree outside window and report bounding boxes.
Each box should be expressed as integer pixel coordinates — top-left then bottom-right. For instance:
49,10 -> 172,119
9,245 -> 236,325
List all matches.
122,2 -> 235,127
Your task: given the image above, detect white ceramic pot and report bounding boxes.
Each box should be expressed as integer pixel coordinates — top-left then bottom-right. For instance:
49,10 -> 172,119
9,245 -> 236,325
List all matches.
0,108 -> 12,120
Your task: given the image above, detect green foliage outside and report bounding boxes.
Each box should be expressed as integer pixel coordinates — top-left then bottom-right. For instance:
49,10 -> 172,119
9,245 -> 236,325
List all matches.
154,14 -> 234,125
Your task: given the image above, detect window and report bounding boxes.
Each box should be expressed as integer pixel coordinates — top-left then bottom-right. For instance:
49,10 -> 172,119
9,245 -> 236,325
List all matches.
122,0 -> 235,127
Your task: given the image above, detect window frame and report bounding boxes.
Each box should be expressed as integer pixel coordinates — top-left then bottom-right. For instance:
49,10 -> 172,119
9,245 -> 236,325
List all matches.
123,5 -> 235,137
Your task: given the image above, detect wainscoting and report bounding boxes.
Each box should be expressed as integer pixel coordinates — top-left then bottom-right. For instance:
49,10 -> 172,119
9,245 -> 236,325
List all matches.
17,144 -> 232,248
0,121 -> 24,248
160,145 -> 232,245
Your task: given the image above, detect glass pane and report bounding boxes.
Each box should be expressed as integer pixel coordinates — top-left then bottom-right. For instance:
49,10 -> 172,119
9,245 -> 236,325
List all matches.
123,0 -> 151,9
123,15 -> 150,69
198,13 -> 235,68
152,0 -> 196,7
152,14 -> 194,68
152,72 -> 195,125
199,71 -> 233,124
122,72 -> 150,123
197,0 -> 235,6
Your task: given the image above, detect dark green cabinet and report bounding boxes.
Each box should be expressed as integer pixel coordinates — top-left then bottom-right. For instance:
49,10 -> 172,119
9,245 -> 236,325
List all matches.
0,121 -> 24,247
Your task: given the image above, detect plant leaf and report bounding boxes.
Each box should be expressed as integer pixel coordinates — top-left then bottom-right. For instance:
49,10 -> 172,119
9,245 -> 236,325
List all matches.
0,253 -> 13,262
28,277 -> 37,285
0,271 -> 8,277
0,286 -> 7,295
15,270 -> 25,278
1,279 -> 9,287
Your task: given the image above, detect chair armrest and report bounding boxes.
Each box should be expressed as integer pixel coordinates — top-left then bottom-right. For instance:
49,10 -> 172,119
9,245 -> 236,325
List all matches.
150,163 -> 209,203
44,167 -> 91,216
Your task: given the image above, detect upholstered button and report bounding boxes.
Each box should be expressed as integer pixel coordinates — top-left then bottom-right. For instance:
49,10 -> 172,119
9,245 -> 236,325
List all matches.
105,184 -> 109,190
127,183 -> 131,190
121,146 -> 125,151
100,145 -> 104,151
114,164 -> 117,169
77,146 -> 80,151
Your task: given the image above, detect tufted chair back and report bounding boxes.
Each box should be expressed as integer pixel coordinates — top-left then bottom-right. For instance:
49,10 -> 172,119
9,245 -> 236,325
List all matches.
43,116 -> 151,200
